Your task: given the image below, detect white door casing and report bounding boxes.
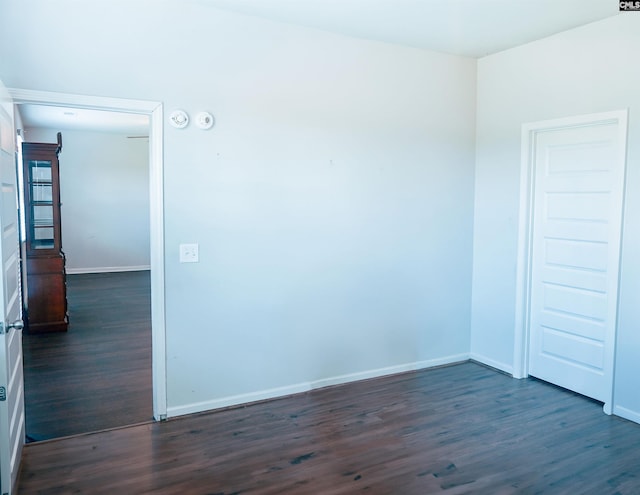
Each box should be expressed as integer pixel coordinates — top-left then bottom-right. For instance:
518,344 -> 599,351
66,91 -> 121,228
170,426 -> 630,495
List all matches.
514,110 -> 628,414
0,80 -> 25,495
8,88 -> 167,420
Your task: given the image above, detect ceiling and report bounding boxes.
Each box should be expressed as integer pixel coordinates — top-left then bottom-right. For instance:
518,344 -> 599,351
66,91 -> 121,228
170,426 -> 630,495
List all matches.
202,0 -> 620,58
18,104 -> 150,135
18,0 -> 620,133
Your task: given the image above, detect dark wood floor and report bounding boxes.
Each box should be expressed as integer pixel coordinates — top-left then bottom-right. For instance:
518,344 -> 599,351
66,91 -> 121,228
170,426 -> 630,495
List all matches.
22,271 -> 153,441
18,361 -> 640,494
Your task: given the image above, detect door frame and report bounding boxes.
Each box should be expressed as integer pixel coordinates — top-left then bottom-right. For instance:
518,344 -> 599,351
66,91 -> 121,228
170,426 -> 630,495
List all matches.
512,109 -> 628,414
8,88 -> 167,420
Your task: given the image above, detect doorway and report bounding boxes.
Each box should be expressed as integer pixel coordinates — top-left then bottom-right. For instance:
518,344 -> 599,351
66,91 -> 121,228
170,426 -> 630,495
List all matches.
22,271 -> 153,439
513,110 -> 628,414
8,89 -> 166,436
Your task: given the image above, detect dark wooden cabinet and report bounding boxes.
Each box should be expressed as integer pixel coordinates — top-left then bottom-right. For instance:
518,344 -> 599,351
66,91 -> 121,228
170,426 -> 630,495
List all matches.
22,133 -> 68,333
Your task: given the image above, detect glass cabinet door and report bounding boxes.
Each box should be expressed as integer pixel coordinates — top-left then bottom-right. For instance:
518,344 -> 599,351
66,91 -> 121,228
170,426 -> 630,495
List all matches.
21,136 -> 69,333
28,159 -> 55,249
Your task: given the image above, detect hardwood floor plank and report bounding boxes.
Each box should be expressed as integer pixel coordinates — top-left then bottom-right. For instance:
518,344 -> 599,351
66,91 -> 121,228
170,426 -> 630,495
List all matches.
18,362 -> 640,494
22,271 -> 153,441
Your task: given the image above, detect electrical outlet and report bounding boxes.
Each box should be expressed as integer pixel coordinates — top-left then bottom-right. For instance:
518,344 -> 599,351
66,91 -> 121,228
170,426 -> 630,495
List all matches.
179,243 -> 199,263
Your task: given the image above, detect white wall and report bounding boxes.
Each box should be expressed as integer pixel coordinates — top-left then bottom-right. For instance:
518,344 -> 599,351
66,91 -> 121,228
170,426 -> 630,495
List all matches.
0,1 -> 476,415
23,128 -> 150,273
472,14 -> 640,421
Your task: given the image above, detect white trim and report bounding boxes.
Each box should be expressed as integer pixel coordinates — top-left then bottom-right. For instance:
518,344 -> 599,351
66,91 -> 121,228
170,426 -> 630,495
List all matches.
8,88 -> 158,115
66,265 -> 151,275
8,88 -> 167,420
613,405 -> 640,425
167,354 -> 470,418
512,124 -> 536,379
469,352 -> 513,376
149,104 -> 167,420
513,109 -> 629,411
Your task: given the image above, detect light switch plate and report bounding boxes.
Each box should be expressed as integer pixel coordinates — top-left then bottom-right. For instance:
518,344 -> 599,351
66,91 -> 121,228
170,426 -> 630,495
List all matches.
179,243 -> 199,263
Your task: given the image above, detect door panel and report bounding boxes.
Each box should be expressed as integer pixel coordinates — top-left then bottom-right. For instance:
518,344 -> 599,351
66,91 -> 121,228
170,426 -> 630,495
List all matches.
528,119 -> 626,404
0,79 -> 24,495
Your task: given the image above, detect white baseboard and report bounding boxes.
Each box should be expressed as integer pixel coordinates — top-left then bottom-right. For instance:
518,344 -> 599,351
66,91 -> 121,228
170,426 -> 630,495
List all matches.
469,352 -> 514,376
66,265 -> 151,275
167,353 -> 470,418
613,405 -> 640,425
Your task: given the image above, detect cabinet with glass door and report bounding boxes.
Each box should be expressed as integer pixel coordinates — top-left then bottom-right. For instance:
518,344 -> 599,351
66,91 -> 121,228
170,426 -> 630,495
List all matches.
21,132 -> 68,333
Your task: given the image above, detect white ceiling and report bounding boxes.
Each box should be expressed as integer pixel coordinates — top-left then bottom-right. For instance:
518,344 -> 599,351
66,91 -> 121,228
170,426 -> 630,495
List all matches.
18,104 -> 150,135
18,0 -> 620,133
202,0 -> 620,58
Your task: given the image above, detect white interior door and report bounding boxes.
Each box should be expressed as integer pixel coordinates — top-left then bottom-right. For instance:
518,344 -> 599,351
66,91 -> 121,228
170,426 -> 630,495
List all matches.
0,80 -> 24,495
528,114 -> 627,409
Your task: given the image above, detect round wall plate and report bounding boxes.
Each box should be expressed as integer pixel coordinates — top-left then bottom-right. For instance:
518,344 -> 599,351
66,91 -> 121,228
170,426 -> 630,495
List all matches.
196,111 -> 215,130
169,110 -> 189,129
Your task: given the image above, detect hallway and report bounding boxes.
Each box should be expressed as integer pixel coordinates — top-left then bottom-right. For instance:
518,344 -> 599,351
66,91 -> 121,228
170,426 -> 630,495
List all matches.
22,271 -> 152,441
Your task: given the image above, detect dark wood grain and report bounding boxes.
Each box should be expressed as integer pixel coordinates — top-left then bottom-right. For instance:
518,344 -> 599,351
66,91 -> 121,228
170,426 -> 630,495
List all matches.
22,271 -> 153,441
18,361 -> 640,494
22,139 -> 68,333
